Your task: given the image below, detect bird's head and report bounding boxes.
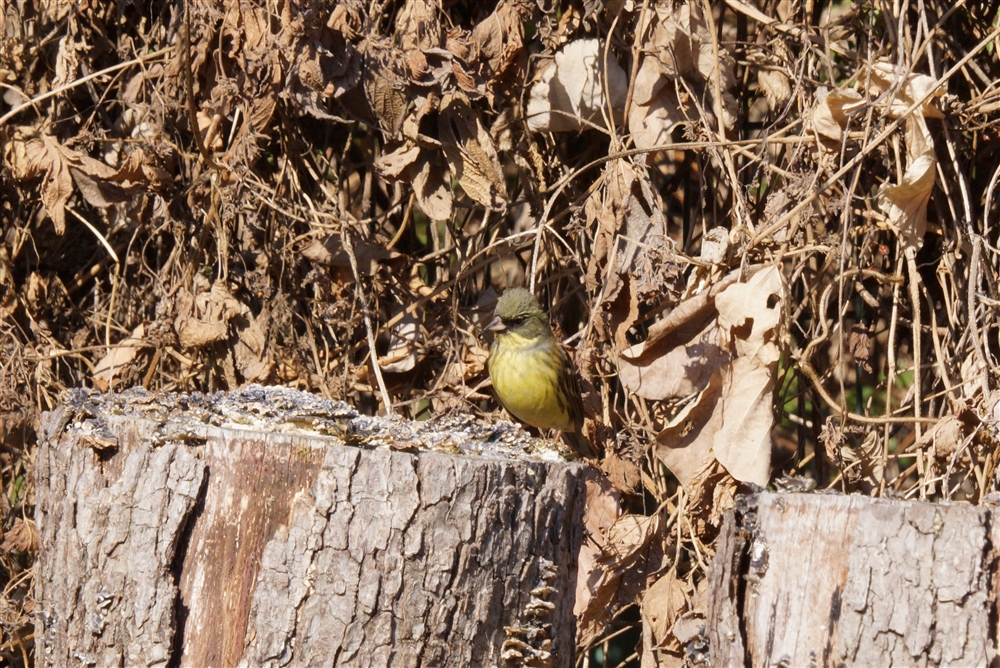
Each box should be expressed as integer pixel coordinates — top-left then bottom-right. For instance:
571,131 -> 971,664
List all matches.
486,288 -> 552,339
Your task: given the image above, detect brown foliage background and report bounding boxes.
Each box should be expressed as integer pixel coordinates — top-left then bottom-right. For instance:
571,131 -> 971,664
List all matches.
4,0 -> 1000,664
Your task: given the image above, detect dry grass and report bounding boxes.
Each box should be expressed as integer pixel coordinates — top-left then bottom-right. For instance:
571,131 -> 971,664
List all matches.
3,0 -> 1000,664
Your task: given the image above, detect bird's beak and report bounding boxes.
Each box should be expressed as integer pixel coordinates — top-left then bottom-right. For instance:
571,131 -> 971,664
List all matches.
486,315 -> 506,332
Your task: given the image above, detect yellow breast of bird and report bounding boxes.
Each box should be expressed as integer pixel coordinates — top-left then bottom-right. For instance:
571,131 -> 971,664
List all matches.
488,331 -> 574,432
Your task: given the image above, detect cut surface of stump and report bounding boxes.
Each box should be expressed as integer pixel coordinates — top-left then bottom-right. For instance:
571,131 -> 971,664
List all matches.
704,492 -> 1000,668
36,386 -> 589,667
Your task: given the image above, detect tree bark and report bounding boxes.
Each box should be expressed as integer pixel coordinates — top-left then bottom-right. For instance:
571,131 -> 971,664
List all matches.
704,492 -> 1000,667
35,386 -> 588,667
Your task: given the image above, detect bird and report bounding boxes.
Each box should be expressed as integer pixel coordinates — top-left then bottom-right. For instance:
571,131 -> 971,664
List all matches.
486,288 -> 597,458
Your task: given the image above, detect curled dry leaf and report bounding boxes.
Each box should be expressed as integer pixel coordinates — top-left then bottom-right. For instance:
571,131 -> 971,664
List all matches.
916,414 -> 965,461
439,92 -> 507,211
574,472 -> 623,646
363,43 -> 411,135
600,451 -> 644,496
811,86 -> 864,145
878,115 -> 935,250
232,306 -> 273,383
812,62 -> 943,252
618,270 -> 741,401
53,34 -> 83,88
864,62 -> 945,121
656,266 -> 784,488
641,568 -> 690,652
584,159 -> 680,351
284,7 -> 362,122
472,0 -> 525,96
92,324 -> 146,392
628,2 -> 738,150
867,62 -> 943,251
379,308 -> 425,373
0,518 -> 39,556
576,477 -> 671,647
757,69 -> 792,112
629,55 -> 684,151
174,279 -> 243,349
0,246 -> 16,320
413,158 -> 455,220
298,234 -> 401,276
839,429 -> 883,488
173,278 -> 273,382
699,226 -> 730,266
670,458 -> 739,537
395,0 -> 442,53
4,128 -> 156,234
706,356 -> 776,486
849,323 -> 875,373
671,611 -> 706,646
375,139 -> 420,181
714,264 -> 782,362
526,38 -> 628,133
376,141 -> 455,221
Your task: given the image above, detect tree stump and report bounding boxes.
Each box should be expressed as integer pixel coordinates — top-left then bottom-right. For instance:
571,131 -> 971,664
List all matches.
35,386 -> 589,667
704,492 -> 1000,667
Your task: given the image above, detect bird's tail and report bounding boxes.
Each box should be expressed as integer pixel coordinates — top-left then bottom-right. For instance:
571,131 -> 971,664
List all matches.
563,428 -> 599,460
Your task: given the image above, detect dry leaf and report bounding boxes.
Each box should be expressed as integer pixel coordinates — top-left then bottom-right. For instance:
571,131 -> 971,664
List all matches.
376,141 -> 422,179
379,308 -> 425,373
656,267 -> 783,488
619,317 -> 727,401
628,2 -> 737,149
618,270 -> 741,401
576,473 -> 670,647
709,355 -> 776,486
92,324 -> 146,392
584,159 -> 680,351
714,265 -> 783,363
4,128 -> 154,234
877,116 -> 935,250
916,414 -> 965,461
233,308 -> 273,383
377,141 -> 454,220
656,372 -> 723,488
671,612 -> 706,646
526,38 -> 628,133
849,323 -> 874,373
641,569 -> 690,652
574,472 -> 623,645
863,64 -> 942,250
412,158 -> 454,220
53,34 -> 82,88
864,62 -> 945,121
0,518 -> 39,556
600,451 -> 643,495
813,63 -> 942,253
811,87 -> 864,145
174,280 -> 243,349
439,92 -> 506,211
364,46 -> 410,135
758,69 -> 791,112
839,429 -> 883,487
395,0 -> 441,53
472,0 -> 524,90
299,235 -> 401,275
628,56 -> 682,151
699,226 -> 730,265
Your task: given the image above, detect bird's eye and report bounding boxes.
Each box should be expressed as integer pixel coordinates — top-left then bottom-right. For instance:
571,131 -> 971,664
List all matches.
507,316 -> 525,327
